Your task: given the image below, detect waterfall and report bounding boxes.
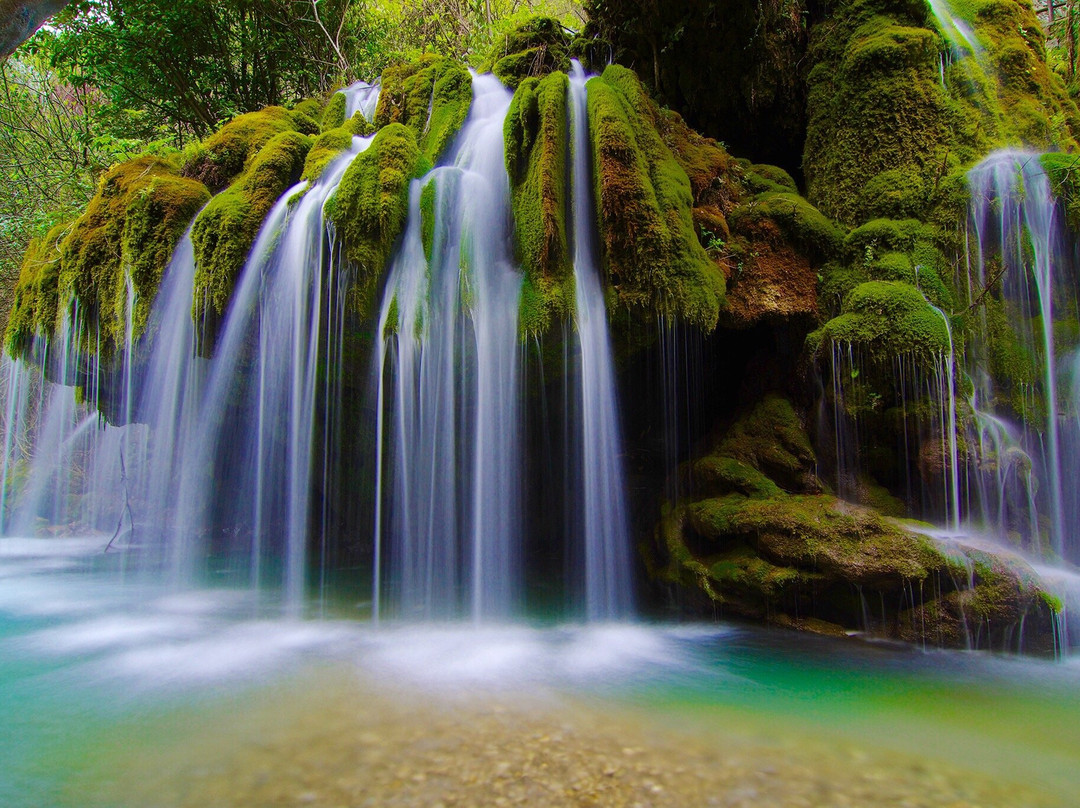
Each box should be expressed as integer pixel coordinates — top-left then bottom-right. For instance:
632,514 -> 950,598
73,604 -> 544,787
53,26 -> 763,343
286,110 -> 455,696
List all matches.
967,150 -> 1071,560
372,74 -> 524,621
2,70 -> 638,623
927,0 -> 982,58
371,66 -> 635,622
567,62 -> 634,620
339,81 -> 381,122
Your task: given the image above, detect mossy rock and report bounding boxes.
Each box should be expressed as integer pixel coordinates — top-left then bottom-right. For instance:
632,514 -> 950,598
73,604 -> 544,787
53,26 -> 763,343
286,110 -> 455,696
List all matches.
58,157 -> 210,352
487,17 -> 572,89
192,131 -> 312,319
181,107 -> 312,192
6,221 -> 70,354
324,123 -> 431,319
505,71 -> 573,336
717,394 -> 818,492
729,192 -> 844,262
375,55 -> 472,163
122,174 -> 213,339
808,280 -> 951,363
586,64 -> 725,330
302,127 -> 355,183
689,493 -> 944,587
321,92 -> 348,132
691,455 -> 782,500
805,0 -> 1080,228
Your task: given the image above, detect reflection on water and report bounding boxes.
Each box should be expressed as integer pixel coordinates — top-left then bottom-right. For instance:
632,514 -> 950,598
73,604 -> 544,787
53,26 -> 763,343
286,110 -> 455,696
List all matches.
1,536 -> 1077,807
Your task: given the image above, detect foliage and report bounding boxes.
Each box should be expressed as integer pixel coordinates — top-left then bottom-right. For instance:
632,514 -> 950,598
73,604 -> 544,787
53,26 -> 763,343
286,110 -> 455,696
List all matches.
42,0 -> 394,139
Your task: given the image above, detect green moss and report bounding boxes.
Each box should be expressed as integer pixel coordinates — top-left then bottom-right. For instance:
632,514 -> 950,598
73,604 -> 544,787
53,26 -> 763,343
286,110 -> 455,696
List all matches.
805,0 -> 1080,228
809,280 -> 951,363
846,217 -> 938,255
707,545 -> 802,598
192,131 -> 312,318
729,192 -> 844,261
180,107 -> 308,192
1042,151 -> 1080,233
5,221 -> 70,354
586,64 -> 725,330
505,72 -> 573,336
375,55 -> 472,163
121,175 -> 212,338
718,395 -> 817,491
690,493 -> 944,585
692,455 -> 782,499
324,123 -> 430,319
870,251 -> 952,308
292,98 -> 323,122
983,295 -> 1037,415
486,17 -> 572,89
58,158 -> 210,351
419,179 -> 437,264
321,92 -> 348,132
302,127 -> 354,183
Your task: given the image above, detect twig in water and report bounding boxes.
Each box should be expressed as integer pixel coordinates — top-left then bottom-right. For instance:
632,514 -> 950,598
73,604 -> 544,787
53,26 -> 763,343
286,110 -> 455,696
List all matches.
103,447 -> 135,553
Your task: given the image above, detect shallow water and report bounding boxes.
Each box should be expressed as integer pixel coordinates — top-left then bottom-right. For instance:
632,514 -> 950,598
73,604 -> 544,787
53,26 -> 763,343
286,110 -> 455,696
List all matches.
2,536 -> 1078,807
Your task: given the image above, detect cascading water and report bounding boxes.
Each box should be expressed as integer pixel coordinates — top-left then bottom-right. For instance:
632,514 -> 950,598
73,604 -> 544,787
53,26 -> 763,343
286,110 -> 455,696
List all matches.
0,137 -> 373,613
1,68 -> 637,624
567,63 -> 634,620
371,65 -> 635,622
927,0 -> 982,58
967,150 -> 1072,560
372,73 -> 524,621
340,81 -> 380,121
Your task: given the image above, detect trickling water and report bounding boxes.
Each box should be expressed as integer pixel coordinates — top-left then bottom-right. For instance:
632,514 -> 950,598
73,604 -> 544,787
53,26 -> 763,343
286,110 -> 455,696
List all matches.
968,150 -> 1071,560
927,0 -> 982,58
339,81 -> 381,122
568,62 -> 634,620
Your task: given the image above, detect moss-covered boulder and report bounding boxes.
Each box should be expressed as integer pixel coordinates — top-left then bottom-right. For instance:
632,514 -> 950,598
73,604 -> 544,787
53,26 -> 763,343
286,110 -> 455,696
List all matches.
302,127 -> 356,183
321,92 -> 348,132
804,0 -> 1080,229
324,123 -> 431,319
191,131 -> 312,319
6,221 -> 70,354
181,107 -> 317,192
486,17 -> 572,90
374,55 -> 472,164
653,392 -> 1060,649
807,280 -> 952,364
505,71 -> 574,336
62,159 -> 212,350
586,64 -> 725,329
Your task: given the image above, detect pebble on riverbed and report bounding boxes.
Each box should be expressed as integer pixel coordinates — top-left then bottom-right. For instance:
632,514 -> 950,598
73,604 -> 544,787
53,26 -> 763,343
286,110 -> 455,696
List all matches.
76,671 -> 1059,808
